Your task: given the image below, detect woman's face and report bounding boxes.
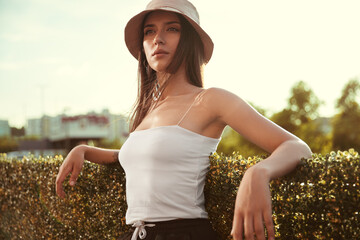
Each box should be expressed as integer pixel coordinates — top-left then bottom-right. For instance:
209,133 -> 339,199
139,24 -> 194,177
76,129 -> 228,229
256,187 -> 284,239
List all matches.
143,11 -> 181,73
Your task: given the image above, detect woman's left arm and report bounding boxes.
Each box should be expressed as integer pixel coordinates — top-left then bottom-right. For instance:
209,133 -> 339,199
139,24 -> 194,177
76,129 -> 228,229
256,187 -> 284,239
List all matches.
207,88 -> 312,240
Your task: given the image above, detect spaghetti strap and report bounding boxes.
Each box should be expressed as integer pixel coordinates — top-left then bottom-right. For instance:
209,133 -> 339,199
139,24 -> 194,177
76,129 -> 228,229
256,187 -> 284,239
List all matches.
177,89 -> 208,126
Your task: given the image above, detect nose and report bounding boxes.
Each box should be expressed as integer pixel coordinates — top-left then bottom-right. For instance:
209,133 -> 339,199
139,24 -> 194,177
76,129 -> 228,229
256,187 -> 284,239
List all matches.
153,31 -> 165,45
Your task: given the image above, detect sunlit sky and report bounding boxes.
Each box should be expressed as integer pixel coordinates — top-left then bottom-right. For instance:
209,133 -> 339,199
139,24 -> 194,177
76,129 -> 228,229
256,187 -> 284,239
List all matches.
1,0 -> 359,128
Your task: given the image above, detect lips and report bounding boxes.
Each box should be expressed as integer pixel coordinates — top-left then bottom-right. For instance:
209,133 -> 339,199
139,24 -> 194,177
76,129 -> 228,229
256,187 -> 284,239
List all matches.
152,49 -> 169,56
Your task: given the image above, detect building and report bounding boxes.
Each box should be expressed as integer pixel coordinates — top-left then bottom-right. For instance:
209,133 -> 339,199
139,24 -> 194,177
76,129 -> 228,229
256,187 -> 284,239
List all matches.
26,116 -> 51,138
0,120 -> 11,137
23,110 -> 128,152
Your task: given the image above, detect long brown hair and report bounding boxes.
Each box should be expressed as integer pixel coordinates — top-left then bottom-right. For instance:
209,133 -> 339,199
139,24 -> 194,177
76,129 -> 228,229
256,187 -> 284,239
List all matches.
129,12 -> 205,132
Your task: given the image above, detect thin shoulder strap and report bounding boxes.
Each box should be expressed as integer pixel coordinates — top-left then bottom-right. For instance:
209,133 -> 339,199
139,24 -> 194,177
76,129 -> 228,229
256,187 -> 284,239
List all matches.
177,89 -> 208,126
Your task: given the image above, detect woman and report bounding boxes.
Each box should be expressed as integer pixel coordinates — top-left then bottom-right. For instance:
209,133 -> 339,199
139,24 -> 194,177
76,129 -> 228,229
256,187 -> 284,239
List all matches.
56,0 -> 312,239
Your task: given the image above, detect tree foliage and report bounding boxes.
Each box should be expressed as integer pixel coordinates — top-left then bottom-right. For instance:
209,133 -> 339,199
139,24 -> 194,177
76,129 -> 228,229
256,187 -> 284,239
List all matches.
288,81 -> 322,124
332,79 -> 360,151
95,138 -> 122,149
295,119 -> 332,154
335,79 -> 360,112
217,103 -> 268,157
0,137 -> 18,153
217,126 -> 267,157
271,81 -> 322,131
218,81 -> 330,156
269,81 -> 332,153
271,109 -> 297,133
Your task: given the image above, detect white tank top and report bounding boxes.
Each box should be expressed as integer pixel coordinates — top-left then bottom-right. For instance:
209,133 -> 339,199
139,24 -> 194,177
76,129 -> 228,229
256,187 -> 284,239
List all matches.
118,90 -> 221,225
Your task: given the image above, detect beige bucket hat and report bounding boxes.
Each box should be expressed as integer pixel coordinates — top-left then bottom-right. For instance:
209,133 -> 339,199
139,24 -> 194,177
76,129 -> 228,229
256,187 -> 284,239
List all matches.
124,0 -> 214,64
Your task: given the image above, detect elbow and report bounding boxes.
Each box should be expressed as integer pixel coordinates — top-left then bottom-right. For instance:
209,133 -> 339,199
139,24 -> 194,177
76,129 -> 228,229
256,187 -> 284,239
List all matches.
299,139 -> 312,157
289,139 -> 312,161
303,142 -> 312,159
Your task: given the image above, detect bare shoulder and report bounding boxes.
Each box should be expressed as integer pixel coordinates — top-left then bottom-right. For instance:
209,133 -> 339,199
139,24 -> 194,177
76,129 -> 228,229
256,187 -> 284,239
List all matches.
202,87 -> 242,102
198,88 -> 242,123
202,87 -> 248,109
203,87 -> 235,97
201,87 -> 260,124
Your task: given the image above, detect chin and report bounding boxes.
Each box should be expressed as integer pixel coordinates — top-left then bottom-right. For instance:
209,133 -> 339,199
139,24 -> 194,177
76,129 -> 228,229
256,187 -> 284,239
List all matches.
150,64 -> 169,73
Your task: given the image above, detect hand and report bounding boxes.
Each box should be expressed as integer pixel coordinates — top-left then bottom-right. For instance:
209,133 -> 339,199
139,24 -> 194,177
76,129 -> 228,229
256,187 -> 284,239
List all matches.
231,166 -> 275,240
56,145 -> 86,199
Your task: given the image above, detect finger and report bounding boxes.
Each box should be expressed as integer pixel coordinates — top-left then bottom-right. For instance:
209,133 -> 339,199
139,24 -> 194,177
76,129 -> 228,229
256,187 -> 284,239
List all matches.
253,213 -> 265,240
231,213 -> 244,240
55,165 -> 72,198
263,209 -> 275,240
243,215 -> 254,240
69,164 -> 81,186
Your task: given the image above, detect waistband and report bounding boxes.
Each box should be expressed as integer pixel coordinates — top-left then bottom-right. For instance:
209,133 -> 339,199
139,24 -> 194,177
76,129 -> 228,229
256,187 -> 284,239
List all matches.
147,218 -> 210,230
131,218 -> 209,240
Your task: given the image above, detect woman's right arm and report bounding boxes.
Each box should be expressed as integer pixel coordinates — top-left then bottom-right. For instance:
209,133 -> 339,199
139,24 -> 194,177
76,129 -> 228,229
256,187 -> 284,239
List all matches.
55,145 -> 119,199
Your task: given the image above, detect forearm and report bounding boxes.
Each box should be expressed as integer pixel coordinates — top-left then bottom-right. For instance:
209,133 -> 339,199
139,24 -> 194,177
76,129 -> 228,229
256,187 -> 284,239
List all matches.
74,145 -> 119,165
231,142 -> 309,240
250,140 -> 312,180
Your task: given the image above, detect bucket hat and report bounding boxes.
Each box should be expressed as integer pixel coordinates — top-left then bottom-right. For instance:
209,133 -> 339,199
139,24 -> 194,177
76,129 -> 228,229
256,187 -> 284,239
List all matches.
124,0 -> 213,64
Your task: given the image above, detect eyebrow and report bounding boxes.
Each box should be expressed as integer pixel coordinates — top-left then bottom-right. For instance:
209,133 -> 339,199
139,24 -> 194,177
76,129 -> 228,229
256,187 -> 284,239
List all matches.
144,21 -> 181,28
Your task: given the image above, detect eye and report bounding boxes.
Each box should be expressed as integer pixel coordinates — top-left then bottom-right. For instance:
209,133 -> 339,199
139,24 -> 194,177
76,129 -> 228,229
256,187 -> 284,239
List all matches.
167,27 -> 180,32
144,29 -> 155,36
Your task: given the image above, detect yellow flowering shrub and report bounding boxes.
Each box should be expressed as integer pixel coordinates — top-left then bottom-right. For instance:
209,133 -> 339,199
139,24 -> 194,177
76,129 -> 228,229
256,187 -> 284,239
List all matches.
0,150 -> 359,239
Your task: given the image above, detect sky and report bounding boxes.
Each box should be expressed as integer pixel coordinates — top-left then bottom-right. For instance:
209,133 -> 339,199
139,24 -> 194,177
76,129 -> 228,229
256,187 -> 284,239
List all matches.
1,0 -> 359,128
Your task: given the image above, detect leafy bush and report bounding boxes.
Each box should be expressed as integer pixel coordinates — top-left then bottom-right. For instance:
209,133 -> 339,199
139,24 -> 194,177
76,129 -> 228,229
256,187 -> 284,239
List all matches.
0,150 -> 359,239
206,150 -> 360,239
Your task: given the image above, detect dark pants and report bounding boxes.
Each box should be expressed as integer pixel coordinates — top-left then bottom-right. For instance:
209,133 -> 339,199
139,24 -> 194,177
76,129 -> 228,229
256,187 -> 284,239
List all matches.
119,218 -> 219,240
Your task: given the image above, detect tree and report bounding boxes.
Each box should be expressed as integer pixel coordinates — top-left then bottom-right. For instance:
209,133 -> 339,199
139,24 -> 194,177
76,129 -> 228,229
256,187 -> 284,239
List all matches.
270,81 -> 332,153
271,81 -> 322,130
271,109 -> 297,133
335,79 -> 360,112
332,79 -> 360,151
216,103 -> 269,157
288,81 -> 322,124
295,118 -> 332,154
95,138 -> 122,149
218,81 -> 329,155
216,126 -> 267,157
0,137 -> 18,153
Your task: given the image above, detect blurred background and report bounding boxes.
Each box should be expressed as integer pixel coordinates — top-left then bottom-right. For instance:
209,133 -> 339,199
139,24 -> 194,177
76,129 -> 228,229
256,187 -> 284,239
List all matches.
0,0 -> 359,156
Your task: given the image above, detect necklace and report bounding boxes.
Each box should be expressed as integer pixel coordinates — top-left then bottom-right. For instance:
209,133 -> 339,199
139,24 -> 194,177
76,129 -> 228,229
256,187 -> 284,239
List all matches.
152,81 -> 161,101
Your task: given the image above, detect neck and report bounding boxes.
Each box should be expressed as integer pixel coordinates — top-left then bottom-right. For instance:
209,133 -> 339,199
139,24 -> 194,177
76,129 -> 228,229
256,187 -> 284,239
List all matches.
156,65 -> 197,99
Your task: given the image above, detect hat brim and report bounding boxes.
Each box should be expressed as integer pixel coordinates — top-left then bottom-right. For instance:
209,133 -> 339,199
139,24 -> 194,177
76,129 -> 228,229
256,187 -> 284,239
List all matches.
124,9 -> 213,64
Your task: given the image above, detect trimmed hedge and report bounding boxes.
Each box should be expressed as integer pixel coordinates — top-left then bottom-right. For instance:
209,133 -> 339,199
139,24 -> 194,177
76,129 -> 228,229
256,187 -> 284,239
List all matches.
0,150 -> 359,239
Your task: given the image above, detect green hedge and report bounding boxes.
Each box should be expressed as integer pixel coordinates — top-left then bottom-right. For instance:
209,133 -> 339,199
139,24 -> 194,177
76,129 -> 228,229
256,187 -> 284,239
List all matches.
0,150 -> 359,239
